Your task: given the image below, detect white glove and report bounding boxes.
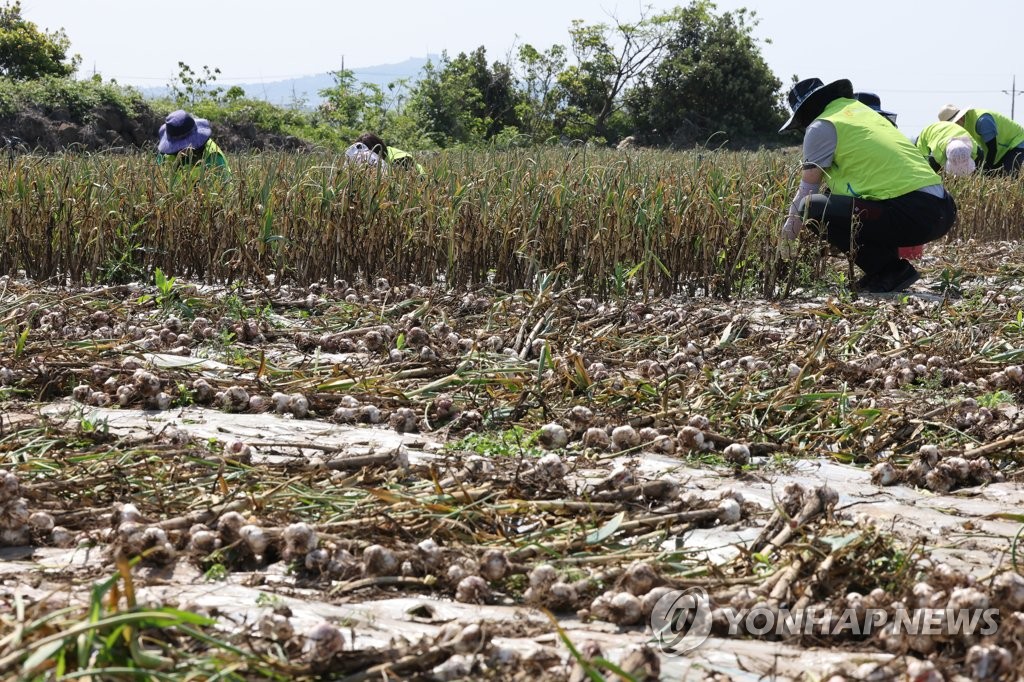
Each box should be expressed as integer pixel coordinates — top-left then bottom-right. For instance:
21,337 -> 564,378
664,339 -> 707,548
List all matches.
778,178 -> 818,261
944,138 -> 976,176
783,179 -> 818,235
777,237 -> 797,261
781,214 -> 802,240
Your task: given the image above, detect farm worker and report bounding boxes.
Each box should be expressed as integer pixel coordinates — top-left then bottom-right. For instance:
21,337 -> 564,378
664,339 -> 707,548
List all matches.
853,92 -> 897,126
778,78 -> 957,292
937,105 -> 1024,174
345,132 -> 425,175
854,92 -> 923,260
915,122 -> 983,176
855,91 -> 931,260
157,110 -> 231,179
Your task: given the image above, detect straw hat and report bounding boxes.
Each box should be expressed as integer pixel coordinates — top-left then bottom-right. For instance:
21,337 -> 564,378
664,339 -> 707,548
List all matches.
937,104 -> 965,123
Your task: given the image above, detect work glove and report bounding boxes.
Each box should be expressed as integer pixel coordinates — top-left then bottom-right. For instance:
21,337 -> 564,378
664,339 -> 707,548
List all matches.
782,179 -> 816,238
781,214 -> 802,240
777,237 -> 798,261
778,178 -> 817,261
777,216 -> 801,261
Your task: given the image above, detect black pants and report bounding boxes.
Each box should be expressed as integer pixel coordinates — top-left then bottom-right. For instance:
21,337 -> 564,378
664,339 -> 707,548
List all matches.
1000,147 -> 1024,174
800,190 -> 957,275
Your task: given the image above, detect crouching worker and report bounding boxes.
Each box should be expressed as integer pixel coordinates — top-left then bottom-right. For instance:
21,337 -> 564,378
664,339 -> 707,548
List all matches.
779,78 -> 957,293
915,121 -> 983,176
345,132 -> 425,175
854,91 -> 925,260
938,104 -> 1024,175
157,110 -> 230,179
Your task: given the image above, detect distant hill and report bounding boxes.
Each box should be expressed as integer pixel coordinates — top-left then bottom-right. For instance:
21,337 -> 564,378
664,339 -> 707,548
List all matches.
137,56 -> 435,108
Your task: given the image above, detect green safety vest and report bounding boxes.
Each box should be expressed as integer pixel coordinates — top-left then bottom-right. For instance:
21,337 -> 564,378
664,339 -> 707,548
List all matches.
200,140 -> 230,173
818,99 -> 940,200
916,121 -> 983,168
961,108 -> 1024,165
159,139 -> 231,181
386,147 -> 425,175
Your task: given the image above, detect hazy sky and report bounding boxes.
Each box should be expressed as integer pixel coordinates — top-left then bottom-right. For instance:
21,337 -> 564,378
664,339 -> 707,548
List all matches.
19,0 -> 1024,136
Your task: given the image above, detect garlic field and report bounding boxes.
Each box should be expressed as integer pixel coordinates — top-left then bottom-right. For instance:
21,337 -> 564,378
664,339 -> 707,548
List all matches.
1,149 -> 1024,681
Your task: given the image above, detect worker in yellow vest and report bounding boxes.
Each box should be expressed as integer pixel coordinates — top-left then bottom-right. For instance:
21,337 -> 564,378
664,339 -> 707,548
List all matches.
915,121 -> 983,176
157,110 -> 230,180
348,132 -> 425,175
937,105 -> 1024,174
778,78 -> 957,293
853,92 -> 926,261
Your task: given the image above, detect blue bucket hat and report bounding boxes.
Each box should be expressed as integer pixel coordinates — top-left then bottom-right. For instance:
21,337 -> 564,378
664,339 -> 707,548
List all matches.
158,110 -> 212,154
854,92 -> 898,126
780,77 -> 854,132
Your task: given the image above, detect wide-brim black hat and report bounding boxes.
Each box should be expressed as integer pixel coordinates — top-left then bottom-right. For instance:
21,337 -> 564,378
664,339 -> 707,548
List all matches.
780,78 -> 854,133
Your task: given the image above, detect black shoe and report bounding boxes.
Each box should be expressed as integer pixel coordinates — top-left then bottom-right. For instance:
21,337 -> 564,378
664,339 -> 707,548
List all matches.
852,271 -> 878,292
861,260 -> 920,293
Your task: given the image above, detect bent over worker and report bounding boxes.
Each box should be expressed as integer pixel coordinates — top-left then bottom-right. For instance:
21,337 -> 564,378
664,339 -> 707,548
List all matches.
915,121 -> 983,176
779,78 -> 957,293
937,105 -> 1024,174
157,110 -> 230,179
346,132 -> 425,175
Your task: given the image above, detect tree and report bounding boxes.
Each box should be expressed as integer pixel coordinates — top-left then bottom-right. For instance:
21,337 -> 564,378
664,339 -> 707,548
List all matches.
169,62 -> 223,106
317,68 -> 378,130
515,43 -> 567,142
0,1 -> 79,80
625,2 -> 786,146
554,9 -> 682,142
317,69 -> 422,144
407,47 -> 523,146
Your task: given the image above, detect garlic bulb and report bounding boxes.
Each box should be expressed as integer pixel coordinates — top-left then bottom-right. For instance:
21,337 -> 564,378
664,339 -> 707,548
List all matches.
455,575 -> 491,604
591,591 -> 643,625
362,544 -> 399,576
239,524 -> 268,556
288,394 -> 309,418
582,427 -> 611,450
537,423 -> 569,450
610,425 -> 640,450
478,549 -> 509,582
283,522 -> 317,559
722,443 -> 751,465
677,425 -> 704,449
306,622 -> 345,660
620,561 -> 658,596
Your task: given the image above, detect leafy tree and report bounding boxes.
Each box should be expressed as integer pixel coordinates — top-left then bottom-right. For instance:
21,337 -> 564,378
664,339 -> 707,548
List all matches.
515,43 -> 566,142
625,2 -> 786,146
317,69 -> 426,146
0,1 -> 79,80
317,68 -> 376,130
407,47 -> 523,146
169,62 -> 223,106
554,9 -> 682,142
